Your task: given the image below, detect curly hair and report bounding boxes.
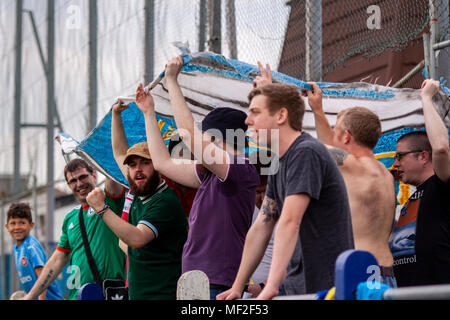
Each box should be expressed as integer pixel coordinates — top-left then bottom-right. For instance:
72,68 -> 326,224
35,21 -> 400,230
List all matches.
7,202 -> 33,223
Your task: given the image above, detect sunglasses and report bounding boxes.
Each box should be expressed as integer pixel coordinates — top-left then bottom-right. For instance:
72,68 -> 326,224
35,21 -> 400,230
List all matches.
67,173 -> 91,186
395,150 -> 423,161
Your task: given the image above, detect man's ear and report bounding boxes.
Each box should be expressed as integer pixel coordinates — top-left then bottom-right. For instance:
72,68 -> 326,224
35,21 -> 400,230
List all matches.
343,130 -> 352,145
277,107 -> 288,125
419,150 -> 431,163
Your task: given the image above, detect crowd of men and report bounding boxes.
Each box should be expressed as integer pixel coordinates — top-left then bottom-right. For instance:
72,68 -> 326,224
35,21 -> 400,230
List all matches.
6,57 -> 449,300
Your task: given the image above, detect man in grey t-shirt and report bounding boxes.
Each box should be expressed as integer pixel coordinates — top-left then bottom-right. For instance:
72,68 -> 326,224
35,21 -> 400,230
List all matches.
269,132 -> 354,295
218,80 -> 354,300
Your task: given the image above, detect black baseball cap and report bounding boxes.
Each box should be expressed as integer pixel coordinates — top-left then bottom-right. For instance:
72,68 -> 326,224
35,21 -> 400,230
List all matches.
201,107 -> 248,148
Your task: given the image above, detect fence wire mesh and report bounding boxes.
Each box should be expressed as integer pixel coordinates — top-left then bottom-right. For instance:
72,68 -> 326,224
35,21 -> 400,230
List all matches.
278,0 -> 440,80
0,0 -> 449,298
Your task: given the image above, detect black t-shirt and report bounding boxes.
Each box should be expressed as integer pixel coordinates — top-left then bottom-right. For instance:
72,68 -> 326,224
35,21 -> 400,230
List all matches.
390,174 -> 450,286
415,175 -> 450,286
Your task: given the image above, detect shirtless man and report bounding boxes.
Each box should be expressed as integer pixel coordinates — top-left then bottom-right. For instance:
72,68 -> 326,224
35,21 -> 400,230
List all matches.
306,82 -> 397,287
252,62 -> 396,286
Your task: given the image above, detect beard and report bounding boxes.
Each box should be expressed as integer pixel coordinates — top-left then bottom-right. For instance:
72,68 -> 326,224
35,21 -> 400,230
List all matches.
127,171 -> 161,197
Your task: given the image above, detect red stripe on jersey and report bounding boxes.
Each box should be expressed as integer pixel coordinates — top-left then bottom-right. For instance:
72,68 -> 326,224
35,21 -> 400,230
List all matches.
56,246 -> 71,253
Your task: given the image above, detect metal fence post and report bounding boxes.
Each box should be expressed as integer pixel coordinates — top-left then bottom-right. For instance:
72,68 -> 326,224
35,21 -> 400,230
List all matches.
208,0 -> 221,54
88,0 -> 98,131
198,0 -> 207,52
144,0 -> 154,85
24,10 -> 65,134
429,0 -> 438,80
423,32 -> 431,77
225,0 -> 237,59
14,0 -> 23,197
436,0 -> 449,85
47,0 -> 55,255
305,0 -> 322,81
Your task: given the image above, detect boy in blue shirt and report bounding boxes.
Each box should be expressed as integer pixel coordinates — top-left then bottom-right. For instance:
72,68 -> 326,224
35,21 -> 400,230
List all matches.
5,202 -> 63,300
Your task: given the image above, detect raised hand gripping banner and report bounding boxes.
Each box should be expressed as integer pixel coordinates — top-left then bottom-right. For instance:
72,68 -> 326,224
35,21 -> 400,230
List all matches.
58,47 -> 450,205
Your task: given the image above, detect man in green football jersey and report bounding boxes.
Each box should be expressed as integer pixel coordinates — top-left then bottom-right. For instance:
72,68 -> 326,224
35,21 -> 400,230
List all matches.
85,99 -> 188,300
24,158 -> 126,300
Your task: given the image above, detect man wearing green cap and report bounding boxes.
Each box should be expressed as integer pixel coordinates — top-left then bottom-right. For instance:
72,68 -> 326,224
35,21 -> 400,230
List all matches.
86,101 -> 187,300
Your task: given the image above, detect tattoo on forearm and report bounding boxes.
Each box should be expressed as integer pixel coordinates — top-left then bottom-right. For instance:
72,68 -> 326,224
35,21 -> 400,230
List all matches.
39,269 -> 54,292
262,198 -> 279,222
329,148 -> 349,166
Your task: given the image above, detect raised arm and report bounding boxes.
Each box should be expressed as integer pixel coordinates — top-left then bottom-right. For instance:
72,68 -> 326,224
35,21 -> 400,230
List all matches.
217,195 -> 278,300
111,101 -> 131,179
164,56 -> 230,180
135,83 -> 200,189
305,82 -> 334,145
420,79 -> 450,182
23,250 -> 70,300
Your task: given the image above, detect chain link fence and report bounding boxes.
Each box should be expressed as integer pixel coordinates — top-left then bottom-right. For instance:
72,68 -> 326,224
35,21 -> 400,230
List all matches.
1,0 -> 447,188
1,0 -> 448,299
277,0 -> 443,81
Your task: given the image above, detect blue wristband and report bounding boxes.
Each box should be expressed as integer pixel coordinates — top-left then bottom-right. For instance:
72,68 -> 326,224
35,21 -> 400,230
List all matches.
96,204 -> 109,219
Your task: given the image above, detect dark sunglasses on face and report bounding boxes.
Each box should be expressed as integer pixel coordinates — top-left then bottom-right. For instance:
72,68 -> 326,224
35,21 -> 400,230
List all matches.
68,173 -> 91,186
395,150 -> 423,161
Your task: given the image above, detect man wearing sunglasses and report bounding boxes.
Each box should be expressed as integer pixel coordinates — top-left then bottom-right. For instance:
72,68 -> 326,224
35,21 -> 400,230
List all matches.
23,158 -> 126,300
389,79 -> 450,287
